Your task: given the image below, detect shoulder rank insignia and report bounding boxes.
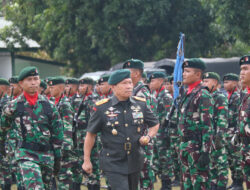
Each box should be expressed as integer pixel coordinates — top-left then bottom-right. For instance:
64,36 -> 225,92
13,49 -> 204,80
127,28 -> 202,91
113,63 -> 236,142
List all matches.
133,96 -> 146,102
96,98 -> 110,106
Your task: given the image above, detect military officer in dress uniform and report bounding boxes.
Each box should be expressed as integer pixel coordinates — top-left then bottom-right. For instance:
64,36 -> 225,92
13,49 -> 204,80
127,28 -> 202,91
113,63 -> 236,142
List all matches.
82,69 -> 159,190
123,59 -> 157,190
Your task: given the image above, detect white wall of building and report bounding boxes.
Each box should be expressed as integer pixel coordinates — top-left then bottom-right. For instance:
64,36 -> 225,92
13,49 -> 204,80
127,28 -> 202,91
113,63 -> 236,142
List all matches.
0,52 -> 12,78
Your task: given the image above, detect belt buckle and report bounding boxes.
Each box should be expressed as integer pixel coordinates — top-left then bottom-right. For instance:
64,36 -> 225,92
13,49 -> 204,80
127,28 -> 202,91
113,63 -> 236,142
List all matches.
124,142 -> 131,151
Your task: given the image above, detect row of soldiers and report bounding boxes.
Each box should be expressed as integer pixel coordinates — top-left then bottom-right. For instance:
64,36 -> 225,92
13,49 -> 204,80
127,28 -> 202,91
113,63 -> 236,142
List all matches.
0,55 -> 249,190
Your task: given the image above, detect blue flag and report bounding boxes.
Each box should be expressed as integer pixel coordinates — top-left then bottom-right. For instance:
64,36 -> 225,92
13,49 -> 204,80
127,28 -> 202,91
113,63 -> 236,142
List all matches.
173,33 -> 185,106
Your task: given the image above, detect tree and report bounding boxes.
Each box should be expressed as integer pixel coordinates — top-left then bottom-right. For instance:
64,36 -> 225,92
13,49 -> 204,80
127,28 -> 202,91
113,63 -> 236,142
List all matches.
1,0 -> 248,76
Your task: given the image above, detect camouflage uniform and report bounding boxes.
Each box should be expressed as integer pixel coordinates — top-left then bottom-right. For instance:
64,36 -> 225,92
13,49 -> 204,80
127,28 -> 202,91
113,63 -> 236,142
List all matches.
70,94 -> 80,112
239,91 -> 250,189
0,94 -> 64,190
225,90 -> 243,184
178,83 -> 214,189
153,87 -> 173,185
72,93 -> 101,189
5,95 -> 25,190
0,94 -> 13,189
55,96 -> 77,190
133,81 -> 156,190
210,90 -> 229,189
168,104 -> 181,186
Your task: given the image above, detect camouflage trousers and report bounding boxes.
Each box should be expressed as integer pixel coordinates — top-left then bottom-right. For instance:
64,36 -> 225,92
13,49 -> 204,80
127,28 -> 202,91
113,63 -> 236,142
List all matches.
6,138 -> 25,189
0,157 -> 12,186
169,136 -> 181,181
72,142 -> 100,185
179,146 -> 210,190
154,130 -> 174,180
225,142 -> 243,181
210,147 -> 229,188
57,150 -> 78,190
241,144 -> 250,189
139,142 -> 155,190
18,160 -> 54,190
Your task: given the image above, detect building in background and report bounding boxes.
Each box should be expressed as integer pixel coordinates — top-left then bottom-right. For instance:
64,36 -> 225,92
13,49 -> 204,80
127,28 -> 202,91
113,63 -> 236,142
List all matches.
0,17 -> 65,79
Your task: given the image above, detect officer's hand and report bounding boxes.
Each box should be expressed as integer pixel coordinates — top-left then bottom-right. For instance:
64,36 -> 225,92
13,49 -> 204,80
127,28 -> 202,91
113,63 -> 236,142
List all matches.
54,158 -> 61,176
82,160 -> 93,174
197,152 -> 210,168
139,136 -> 150,146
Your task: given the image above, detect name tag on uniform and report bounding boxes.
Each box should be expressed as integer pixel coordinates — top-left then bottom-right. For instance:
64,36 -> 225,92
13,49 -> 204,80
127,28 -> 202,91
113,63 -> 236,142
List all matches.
132,112 -> 143,119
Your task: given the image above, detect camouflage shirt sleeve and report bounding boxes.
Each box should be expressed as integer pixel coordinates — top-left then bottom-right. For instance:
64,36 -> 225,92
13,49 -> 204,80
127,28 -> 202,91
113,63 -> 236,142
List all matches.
228,92 -> 241,128
213,92 -> 228,144
59,100 -> 74,151
239,95 -> 250,137
0,100 -> 15,146
157,90 -> 172,125
50,103 -> 64,158
199,90 -> 214,153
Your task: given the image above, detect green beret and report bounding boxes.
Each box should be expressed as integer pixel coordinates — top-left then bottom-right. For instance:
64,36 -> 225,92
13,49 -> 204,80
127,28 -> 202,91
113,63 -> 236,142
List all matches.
123,59 -> 144,70
108,69 -> 131,85
48,77 -> 65,86
98,74 -> 110,84
65,78 -> 79,85
18,66 -> 39,81
142,72 -> 147,78
239,55 -> 250,66
203,72 -> 220,81
223,73 -> 239,81
182,58 -> 206,71
0,78 -> 10,86
9,76 -> 18,84
149,72 -> 166,82
166,76 -> 174,83
79,78 -> 95,85
44,77 -> 53,84
40,80 -> 47,89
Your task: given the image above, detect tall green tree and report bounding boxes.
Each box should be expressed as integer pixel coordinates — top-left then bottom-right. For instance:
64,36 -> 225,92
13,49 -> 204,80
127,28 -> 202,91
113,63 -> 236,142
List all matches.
1,0 -> 248,76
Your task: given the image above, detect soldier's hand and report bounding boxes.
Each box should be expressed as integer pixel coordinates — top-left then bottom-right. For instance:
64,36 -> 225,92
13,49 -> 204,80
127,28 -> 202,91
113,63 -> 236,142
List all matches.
139,136 -> 150,145
82,160 -> 93,174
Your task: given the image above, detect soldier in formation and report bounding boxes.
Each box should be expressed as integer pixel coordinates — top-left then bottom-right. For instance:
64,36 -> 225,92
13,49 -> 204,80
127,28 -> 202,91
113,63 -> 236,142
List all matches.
238,55 -> 250,189
82,69 -> 159,190
0,55 -> 249,190
202,72 -> 229,189
0,67 -> 64,189
149,72 -> 173,189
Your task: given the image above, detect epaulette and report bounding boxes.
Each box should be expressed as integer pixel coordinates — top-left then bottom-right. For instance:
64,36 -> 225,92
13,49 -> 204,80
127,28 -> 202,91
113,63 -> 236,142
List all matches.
133,96 -> 146,102
95,98 -> 110,106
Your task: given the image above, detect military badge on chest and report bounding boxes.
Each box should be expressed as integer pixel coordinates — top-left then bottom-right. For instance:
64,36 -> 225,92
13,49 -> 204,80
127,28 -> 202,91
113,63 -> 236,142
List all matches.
131,105 -> 144,133
105,107 -> 120,136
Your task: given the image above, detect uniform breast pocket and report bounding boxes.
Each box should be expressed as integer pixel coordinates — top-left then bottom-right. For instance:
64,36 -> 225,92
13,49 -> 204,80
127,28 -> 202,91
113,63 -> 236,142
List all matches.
37,116 -> 51,136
